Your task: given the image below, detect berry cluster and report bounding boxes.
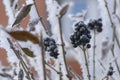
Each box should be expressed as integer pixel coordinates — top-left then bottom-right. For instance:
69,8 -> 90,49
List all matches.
107,66 -> 114,76
88,18 -> 103,32
44,37 -> 59,59
70,21 -> 91,48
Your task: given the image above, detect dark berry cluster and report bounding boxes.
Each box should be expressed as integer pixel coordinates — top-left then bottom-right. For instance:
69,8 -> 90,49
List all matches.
44,37 -> 59,59
107,66 -> 114,76
88,18 -> 103,32
70,21 -> 91,48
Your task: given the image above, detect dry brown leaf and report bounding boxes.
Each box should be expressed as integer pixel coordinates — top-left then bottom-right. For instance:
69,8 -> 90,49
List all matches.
59,4 -> 69,17
12,4 -> 33,27
22,48 -> 35,57
8,31 -> 40,44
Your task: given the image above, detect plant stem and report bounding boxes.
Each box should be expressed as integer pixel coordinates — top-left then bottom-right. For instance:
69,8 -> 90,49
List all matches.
58,17 -> 71,80
59,63 -> 63,80
98,60 -> 106,71
113,0 -> 116,14
80,47 -> 91,80
7,38 -> 34,80
45,61 -> 60,74
40,33 -> 46,80
67,64 -> 82,80
93,29 -> 96,80
33,0 -> 51,35
104,0 -> 120,75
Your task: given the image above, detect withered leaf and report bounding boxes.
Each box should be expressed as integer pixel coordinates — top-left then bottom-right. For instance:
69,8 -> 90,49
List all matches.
8,31 -> 39,44
22,48 -> 35,57
12,4 -> 33,27
59,4 -> 69,17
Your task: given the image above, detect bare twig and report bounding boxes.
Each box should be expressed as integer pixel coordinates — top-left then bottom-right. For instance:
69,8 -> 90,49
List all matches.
59,63 -> 63,80
93,29 -> 96,80
7,38 -> 34,80
40,33 -> 47,80
67,64 -> 82,80
113,0 -> 116,14
98,60 -> 106,71
58,17 -> 71,80
104,0 -> 120,75
45,61 -> 60,74
80,47 -> 91,80
113,0 -> 120,23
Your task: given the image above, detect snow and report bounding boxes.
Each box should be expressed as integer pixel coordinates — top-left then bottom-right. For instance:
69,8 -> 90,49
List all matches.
1,0 -> 120,80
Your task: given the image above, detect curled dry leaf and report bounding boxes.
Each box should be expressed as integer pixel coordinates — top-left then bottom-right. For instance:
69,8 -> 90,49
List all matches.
22,48 -> 35,57
59,4 -> 69,18
12,4 -> 33,27
8,31 -> 40,44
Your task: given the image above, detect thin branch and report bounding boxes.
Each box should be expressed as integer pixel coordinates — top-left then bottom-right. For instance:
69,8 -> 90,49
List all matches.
45,61 -> 60,74
58,17 -> 72,80
40,33 -> 47,80
67,64 -> 82,80
59,63 -> 63,80
113,0 -> 116,14
104,0 -> 120,75
80,47 -> 91,80
7,38 -> 34,80
93,29 -> 96,80
98,60 -> 106,71
113,0 -> 120,23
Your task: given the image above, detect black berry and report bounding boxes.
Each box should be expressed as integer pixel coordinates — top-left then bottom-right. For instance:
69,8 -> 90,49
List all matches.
70,21 -> 91,48
97,27 -> 103,32
44,37 -> 59,59
86,44 -> 91,48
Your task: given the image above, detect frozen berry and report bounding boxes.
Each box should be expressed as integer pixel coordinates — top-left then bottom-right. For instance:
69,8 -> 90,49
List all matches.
44,41 -> 49,46
98,18 -> 102,21
97,27 -> 103,32
86,44 -> 91,48
70,35 -> 75,41
96,22 -> 102,27
88,22 -> 95,30
49,45 -> 56,50
49,52 -> 54,57
73,44 -> 77,48
44,37 -> 59,59
80,35 -> 89,43
109,66 -> 113,70
107,71 -> 113,76
70,20 -> 92,48
75,26 -> 80,31
87,34 -> 91,39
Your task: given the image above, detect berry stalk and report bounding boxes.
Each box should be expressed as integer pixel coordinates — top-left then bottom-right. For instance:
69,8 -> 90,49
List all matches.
58,17 -> 71,80
93,29 -> 96,80
81,47 -> 91,80
40,34 -> 47,80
